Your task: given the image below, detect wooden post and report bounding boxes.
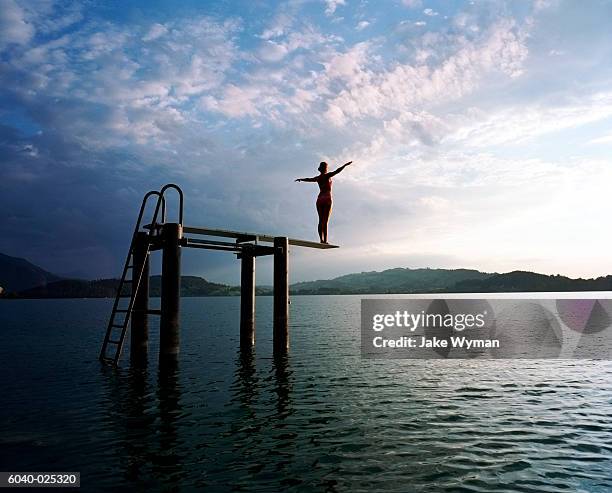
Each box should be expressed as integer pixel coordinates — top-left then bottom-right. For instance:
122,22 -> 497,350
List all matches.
160,223 -> 182,363
131,232 -> 149,366
273,236 -> 289,354
240,247 -> 256,348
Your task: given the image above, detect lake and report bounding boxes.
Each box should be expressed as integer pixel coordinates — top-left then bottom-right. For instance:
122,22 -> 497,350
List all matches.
1,295 -> 611,492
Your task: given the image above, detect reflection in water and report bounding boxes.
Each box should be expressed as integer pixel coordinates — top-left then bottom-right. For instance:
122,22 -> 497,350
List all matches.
123,366 -> 153,483
99,364 -> 155,487
234,347 -> 258,410
99,361 -> 184,491
155,359 -> 185,490
269,354 -> 300,490
272,354 -> 292,418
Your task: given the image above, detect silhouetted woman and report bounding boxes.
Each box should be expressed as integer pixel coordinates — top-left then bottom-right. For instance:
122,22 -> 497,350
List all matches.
295,161 -> 352,243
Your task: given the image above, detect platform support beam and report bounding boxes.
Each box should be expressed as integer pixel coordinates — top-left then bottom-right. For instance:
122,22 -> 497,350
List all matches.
273,236 -> 289,354
131,232 -> 150,366
240,247 -> 256,349
160,223 -> 182,364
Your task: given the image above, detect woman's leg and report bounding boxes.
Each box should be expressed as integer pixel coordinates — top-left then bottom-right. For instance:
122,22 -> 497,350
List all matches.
321,202 -> 332,243
316,202 -> 324,242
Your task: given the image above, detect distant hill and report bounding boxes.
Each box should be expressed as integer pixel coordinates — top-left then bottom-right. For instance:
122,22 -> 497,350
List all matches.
3,251 -> 612,299
17,278 -> 122,298
291,268 -> 493,294
451,271 -> 612,293
0,252 -> 62,293
16,275 -> 242,299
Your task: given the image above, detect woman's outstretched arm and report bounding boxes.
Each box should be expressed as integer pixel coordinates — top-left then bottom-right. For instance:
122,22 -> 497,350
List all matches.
295,176 -> 319,182
327,161 -> 352,178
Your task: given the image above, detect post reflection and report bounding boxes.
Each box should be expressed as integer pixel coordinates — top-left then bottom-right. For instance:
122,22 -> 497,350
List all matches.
100,359 -> 185,490
155,358 -> 185,488
233,346 -> 258,410
272,353 -> 292,417
99,364 -> 155,487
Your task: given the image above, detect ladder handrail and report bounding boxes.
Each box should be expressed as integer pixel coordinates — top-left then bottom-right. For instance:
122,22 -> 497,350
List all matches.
152,183 -> 184,226
135,191 -> 166,236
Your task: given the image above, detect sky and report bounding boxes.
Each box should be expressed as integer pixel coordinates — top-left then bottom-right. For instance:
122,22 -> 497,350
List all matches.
2,0 -> 612,285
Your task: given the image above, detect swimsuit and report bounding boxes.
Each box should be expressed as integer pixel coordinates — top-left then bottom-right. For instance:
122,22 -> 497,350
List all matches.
316,191 -> 332,208
317,176 -> 332,207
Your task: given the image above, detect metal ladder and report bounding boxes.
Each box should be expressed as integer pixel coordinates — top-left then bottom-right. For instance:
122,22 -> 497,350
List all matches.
99,190 -> 166,365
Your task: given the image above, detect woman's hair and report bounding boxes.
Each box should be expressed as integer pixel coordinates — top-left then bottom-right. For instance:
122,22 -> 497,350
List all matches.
318,161 -> 328,172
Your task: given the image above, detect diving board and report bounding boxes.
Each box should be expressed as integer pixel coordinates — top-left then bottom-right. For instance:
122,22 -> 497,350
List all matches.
182,226 -> 339,249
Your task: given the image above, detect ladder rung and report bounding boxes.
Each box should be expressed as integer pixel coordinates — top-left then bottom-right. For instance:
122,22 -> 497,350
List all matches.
147,309 -> 162,315
123,279 -> 133,283
107,339 -> 121,344
111,324 -> 125,328
116,309 -> 131,313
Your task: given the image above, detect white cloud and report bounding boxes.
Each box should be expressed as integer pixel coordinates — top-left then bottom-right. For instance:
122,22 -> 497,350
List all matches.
0,0 -> 35,49
322,42 -> 370,81
259,13 -> 293,40
2,14 -> 243,147
450,92 -> 612,147
322,19 -> 528,126
258,40 -> 289,62
324,0 -> 346,17
201,84 -> 263,118
258,27 -> 330,62
356,20 -> 370,31
423,8 -> 438,16
587,133 -> 612,145
143,23 -> 168,42
534,0 -> 557,12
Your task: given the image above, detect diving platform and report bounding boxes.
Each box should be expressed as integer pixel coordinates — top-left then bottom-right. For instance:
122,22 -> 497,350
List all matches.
100,184 -> 337,367
182,226 -> 338,250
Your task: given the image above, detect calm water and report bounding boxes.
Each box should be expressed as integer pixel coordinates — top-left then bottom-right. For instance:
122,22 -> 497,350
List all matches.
1,296 -> 611,492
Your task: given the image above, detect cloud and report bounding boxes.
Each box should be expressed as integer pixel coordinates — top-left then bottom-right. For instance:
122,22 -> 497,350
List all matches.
534,0 -> 557,12
356,20 -> 370,31
0,0 -> 35,49
324,0 -> 346,17
423,8 -> 438,17
1,14 -> 243,150
449,91 -> 612,147
142,23 -> 168,42
258,40 -> 289,61
200,84 -> 263,118
321,19 -> 528,127
257,27 -> 330,62
588,133 -> 612,145
259,13 -> 293,40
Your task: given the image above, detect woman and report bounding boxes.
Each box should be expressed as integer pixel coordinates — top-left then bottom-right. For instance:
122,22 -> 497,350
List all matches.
295,161 -> 352,243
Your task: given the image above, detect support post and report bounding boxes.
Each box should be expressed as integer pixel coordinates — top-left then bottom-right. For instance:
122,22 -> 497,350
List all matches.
273,236 -> 289,354
240,247 -> 256,349
131,232 -> 150,366
160,223 -> 182,364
